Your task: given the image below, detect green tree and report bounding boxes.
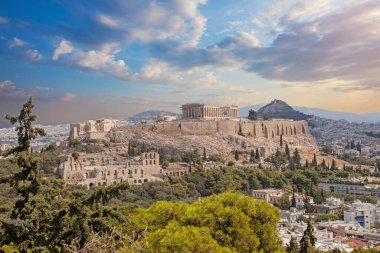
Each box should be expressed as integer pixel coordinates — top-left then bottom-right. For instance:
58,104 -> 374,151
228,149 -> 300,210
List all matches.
312,154 -> 317,168
293,148 -> 301,169
291,190 -> 297,208
0,97 -> 46,219
248,109 -> 258,120
286,236 -> 299,253
255,148 -> 260,160
285,144 -> 290,160
203,147 -> 207,161
299,218 -> 316,253
278,194 -> 291,210
234,150 -> 239,161
331,159 -> 337,170
280,134 -> 283,147
131,192 -> 285,253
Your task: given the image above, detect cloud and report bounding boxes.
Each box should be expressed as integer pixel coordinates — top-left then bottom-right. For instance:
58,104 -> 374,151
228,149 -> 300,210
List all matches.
77,50 -> 131,79
0,80 -> 31,99
0,16 -> 9,25
60,92 -> 76,102
237,0 -> 380,91
97,14 -> 119,28
9,37 -> 26,48
59,0 -> 207,48
52,40 -> 74,60
25,49 -> 42,61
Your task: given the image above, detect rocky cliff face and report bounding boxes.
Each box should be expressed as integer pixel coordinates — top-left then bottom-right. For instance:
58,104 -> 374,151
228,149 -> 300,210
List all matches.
258,100 -> 311,120
109,119 -> 318,157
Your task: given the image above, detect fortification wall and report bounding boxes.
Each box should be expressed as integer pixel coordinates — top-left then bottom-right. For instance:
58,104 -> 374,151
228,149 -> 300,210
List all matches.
150,119 -> 309,139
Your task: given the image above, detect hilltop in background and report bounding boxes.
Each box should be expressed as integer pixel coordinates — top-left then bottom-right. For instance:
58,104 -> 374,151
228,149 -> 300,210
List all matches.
239,101 -> 380,123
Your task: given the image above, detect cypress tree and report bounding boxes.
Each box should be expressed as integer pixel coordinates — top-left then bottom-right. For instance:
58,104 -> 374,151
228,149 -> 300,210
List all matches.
280,134 -> 283,147
291,190 -> 297,208
312,153 -> 317,168
299,218 -> 316,253
203,147 -> 207,161
286,236 -> 299,253
234,150 -> 239,161
331,159 -> 337,170
293,148 -> 301,168
285,144 -> 290,160
255,148 -> 260,160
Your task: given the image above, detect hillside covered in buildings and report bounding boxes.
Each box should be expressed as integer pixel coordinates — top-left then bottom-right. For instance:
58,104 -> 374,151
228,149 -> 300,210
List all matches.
0,98 -> 379,252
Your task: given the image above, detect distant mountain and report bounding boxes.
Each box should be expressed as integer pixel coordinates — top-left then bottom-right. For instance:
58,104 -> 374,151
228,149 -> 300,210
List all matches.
128,110 -> 178,123
239,102 -> 380,123
257,100 -> 311,120
293,106 -> 380,123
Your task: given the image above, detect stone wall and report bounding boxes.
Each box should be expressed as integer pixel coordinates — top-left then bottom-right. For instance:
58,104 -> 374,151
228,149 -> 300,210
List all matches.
150,119 -> 309,139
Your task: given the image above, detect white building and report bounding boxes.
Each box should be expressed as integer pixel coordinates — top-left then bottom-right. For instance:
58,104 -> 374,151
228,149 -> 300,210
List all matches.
252,189 -> 284,205
70,119 -> 119,139
344,200 -> 380,229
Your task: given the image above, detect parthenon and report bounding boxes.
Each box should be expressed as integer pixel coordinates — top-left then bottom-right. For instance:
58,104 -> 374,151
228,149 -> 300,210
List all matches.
181,103 -> 238,119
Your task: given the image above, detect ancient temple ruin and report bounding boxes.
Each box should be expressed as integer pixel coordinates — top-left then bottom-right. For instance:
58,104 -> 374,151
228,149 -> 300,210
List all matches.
181,103 -> 238,119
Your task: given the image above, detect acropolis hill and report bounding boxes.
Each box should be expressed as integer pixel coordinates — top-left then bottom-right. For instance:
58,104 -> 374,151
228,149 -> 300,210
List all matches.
109,103 -> 318,157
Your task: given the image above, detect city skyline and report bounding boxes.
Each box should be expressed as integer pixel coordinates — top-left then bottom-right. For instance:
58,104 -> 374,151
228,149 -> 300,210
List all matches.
1,0 -> 380,124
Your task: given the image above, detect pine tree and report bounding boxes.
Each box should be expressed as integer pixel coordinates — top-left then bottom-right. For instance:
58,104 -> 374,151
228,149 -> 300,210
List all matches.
1,97 -> 46,219
128,141 -> 132,156
255,148 -> 260,160
275,148 -> 281,158
312,153 -> 317,168
291,190 -> 297,208
299,218 -> 316,253
285,144 -> 290,160
234,150 -> 239,161
321,159 -> 326,170
293,148 -> 301,168
356,142 -> 362,153
250,149 -> 255,162
286,236 -> 299,253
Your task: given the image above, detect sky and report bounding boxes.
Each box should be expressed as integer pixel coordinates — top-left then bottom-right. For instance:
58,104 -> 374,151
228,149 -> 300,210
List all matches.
0,0 -> 379,124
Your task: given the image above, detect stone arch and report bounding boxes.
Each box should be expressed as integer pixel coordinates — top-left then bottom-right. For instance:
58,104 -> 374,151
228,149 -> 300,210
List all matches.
85,173 -> 88,179
102,182 -> 106,186
89,183 -> 94,188
141,169 -> 144,175
286,127 -> 288,135
290,127 -> 293,135
264,126 -> 268,138
272,130 -> 275,138
276,125 -> 280,136
302,125 -> 306,134
134,179 -> 137,183
98,182 -> 101,186
138,179 -> 142,183
281,126 -> 284,135
294,126 -> 297,135
144,179 -> 148,182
